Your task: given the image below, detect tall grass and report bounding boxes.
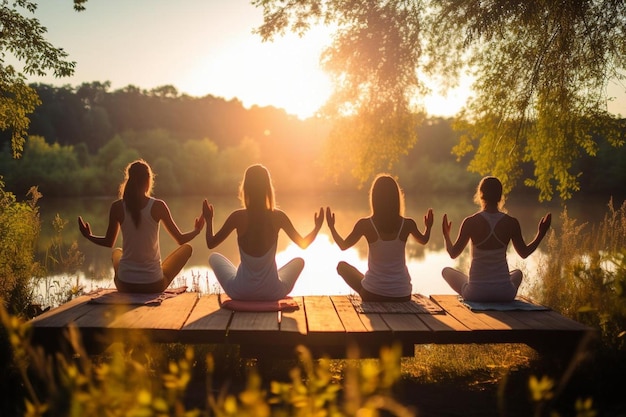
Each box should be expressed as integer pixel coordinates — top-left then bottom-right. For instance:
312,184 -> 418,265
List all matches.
530,199 -> 626,352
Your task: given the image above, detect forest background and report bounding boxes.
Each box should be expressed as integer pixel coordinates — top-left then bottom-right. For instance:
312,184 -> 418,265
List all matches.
2,82 -> 625,201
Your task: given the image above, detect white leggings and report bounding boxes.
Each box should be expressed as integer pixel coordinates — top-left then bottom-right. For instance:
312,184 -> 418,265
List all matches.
209,252 -> 304,300
441,267 -> 522,302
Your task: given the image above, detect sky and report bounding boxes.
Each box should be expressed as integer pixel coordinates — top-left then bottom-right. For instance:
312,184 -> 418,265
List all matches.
20,0 -> 626,119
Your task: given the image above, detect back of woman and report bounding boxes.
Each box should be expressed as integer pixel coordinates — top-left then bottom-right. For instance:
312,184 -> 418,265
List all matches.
442,176 -> 551,302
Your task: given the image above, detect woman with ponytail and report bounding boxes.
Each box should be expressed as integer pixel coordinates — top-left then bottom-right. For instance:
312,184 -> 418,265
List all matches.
441,176 -> 551,302
78,160 -> 205,293
326,174 -> 434,301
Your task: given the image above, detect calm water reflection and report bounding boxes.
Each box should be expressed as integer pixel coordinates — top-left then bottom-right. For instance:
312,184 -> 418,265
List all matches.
35,190 -> 615,304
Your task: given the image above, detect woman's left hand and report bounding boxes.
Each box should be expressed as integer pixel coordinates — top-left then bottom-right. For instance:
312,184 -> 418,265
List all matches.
194,214 -> 206,232
78,216 -> 91,237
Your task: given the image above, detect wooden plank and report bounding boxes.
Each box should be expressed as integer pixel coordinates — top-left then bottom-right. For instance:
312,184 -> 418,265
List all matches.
416,312 -> 471,332
330,296 -> 367,332
543,310 -> 592,330
380,314 -> 431,332
228,311 -> 279,332
30,295 -> 94,327
227,309 -> 280,348
507,310 -> 588,331
73,303 -> 134,328
331,295 -> 390,332
303,296 -> 345,333
183,294 -> 231,331
107,292 -> 198,330
474,311 -> 534,330
280,296 -> 307,335
471,310 -> 525,330
430,295 -> 496,330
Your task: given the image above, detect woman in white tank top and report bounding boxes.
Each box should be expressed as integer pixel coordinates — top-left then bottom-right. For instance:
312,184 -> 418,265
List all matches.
326,174 -> 434,301
203,164 -> 324,301
78,160 -> 205,293
441,176 -> 551,302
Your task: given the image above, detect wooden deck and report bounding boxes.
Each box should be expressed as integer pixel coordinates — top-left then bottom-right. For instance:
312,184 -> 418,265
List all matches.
29,293 -> 595,359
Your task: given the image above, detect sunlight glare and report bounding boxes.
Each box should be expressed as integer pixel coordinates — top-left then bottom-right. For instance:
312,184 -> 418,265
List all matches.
277,233 -> 361,296
179,26 -> 333,119
419,73 -> 474,118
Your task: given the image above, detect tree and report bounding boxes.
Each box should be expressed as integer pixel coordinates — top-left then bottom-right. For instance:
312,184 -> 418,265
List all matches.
254,0 -> 626,199
0,0 -> 80,157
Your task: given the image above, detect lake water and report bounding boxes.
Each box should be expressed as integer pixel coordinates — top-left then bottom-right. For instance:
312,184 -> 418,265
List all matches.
34,190 -> 615,306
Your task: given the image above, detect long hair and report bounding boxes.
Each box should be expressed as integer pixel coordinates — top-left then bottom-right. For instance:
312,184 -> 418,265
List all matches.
370,174 -> 404,233
473,176 -> 505,210
239,164 -> 275,211
119,160 -> 154,227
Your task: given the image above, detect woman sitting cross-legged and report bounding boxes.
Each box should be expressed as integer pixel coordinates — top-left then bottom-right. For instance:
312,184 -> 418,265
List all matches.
78,159 -> 205,293
441,176 -> 551,302
326,174 -> 434,302
203,164 -> 324,301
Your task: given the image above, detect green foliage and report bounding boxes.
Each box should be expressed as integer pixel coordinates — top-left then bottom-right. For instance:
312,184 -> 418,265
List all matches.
255,0 -> 626,200
0,0 -> 76,157
0,179 -> 43,316
2,136 -> 82,196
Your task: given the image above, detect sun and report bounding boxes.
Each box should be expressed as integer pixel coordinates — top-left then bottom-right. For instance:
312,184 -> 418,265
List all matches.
179,27 -> 333,120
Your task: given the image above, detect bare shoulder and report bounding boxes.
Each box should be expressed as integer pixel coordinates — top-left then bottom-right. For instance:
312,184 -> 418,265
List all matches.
229,208 -> 248,221
501,213 -> 521,228
271,209 -> 291,225
404,217 -> 418,227
111,199 -> 123,209
152,198 -> 168,209
110,199 -> 124,213
464,212 -> 483,224
355,217 -> 372,230
110,199 -> 124,221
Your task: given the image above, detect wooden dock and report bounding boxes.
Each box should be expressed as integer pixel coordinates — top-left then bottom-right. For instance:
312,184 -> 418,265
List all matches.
29,293 -> 595,359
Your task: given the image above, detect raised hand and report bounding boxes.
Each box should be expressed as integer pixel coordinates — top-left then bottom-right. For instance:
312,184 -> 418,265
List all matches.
194,214 -> 206,232
442,214 -> 452,238
78,216 -> 91,237
314,207 -> 324,229
424,208 -> 434,228
325,207 -> 336,229
202,200 -> 214,221
539,213 -> 552,235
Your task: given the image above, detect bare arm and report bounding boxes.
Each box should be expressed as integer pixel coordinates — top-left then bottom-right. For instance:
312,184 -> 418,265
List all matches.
77,200 -> 122,248
511,213 -> 552,259
153,199 -> 204,245
326,207 -> 367,251
278,208 -> 324,249
408,208 -> 434,244
442,214 -> 471,259
202,200 -> 238,249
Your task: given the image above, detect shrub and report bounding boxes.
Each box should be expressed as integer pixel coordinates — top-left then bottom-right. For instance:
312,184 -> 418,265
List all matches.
0,180 -> 43,316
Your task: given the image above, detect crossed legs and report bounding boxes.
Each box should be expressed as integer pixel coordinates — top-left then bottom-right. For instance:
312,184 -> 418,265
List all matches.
112,244 -> 193,293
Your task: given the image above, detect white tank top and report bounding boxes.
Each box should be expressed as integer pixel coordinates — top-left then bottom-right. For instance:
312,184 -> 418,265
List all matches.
118,198 -> 162,284
362,218 -> 412,297
469,211 -> 510,283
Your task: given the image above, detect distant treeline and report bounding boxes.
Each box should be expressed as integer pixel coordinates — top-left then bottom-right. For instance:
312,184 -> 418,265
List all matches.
0,82 -> 624,199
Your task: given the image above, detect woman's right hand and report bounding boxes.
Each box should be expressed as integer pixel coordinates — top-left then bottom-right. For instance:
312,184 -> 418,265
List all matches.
325,207 -> 335,229
202,200 -> 214,221
442,214 -> 451,238
538,213 -> 552,235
